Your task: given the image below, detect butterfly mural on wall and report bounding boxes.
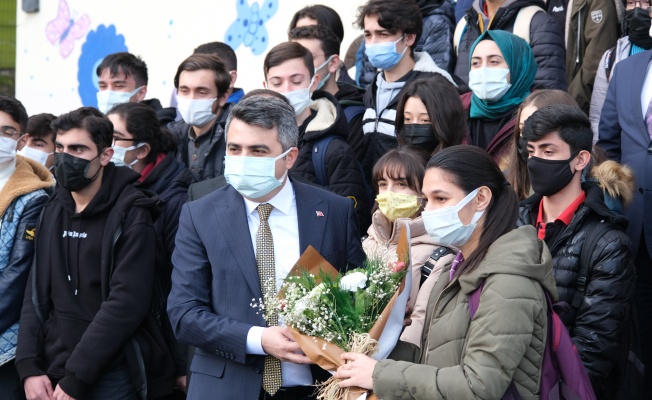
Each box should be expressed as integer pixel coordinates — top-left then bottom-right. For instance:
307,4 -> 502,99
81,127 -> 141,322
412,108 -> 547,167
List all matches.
46,0 -> 91,58
225,0 -> 279,56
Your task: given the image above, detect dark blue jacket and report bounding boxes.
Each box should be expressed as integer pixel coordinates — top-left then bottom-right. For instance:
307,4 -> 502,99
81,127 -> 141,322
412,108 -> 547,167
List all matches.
598,50 -> 652,257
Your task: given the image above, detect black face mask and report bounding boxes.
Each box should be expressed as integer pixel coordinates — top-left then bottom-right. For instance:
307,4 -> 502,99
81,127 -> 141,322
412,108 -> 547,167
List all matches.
54,152 -> 101,192
401,124 -> 440,153
626,8 -> 652,49
517,136 -> 529,163
527,152 -> 579,196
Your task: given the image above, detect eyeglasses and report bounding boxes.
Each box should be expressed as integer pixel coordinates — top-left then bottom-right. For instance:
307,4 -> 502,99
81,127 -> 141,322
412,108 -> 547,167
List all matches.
112,136 -> 135,146
0,126 -> 20,139
628,0 -> 650,7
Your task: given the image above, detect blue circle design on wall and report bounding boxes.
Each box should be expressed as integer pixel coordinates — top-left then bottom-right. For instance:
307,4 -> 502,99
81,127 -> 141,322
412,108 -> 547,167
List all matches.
77,24 -> 128,107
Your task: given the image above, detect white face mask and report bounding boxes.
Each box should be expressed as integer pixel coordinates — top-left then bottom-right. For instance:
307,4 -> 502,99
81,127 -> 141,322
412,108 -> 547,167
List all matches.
315,55 -> 335,90
468,67 -> 512,102
422,188 -> 485,248
111,142 -> 145,168
281,78 -> 314,116
177,97 -> 217,127
0,136 -> 18,165
96,86 -> 142,114
18,146 -> 52,166
224,148 -> 291,199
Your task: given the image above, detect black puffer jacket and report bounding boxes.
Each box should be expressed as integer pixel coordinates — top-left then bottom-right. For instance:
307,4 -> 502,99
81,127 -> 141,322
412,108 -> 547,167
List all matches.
517,181 -> 635,399
454,0 -> 567,90
291,90 -> 371,232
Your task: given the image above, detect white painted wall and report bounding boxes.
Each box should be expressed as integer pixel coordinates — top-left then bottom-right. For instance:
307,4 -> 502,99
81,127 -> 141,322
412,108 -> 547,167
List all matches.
15,0 -> 366,115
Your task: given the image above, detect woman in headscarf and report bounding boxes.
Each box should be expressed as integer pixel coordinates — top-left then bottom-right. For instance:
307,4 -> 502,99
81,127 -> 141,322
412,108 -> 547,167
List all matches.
465,30 -> 537,168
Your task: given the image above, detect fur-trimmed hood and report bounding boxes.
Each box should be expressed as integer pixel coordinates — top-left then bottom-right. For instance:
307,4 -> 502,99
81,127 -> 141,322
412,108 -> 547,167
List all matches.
413,52 -> 457,86
590,159 -> 635,205
0,156 -> 54,217
302,90 -> 348,142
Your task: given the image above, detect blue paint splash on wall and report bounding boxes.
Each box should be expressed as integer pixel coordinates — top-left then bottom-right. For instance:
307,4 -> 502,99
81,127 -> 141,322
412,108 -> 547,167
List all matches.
225,0 -> 278,55
77,24 -> 128,107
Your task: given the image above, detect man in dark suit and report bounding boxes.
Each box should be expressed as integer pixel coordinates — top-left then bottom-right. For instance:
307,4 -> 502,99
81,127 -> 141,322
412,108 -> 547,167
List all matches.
167,96 -> 365,400
598,50 -> 652,397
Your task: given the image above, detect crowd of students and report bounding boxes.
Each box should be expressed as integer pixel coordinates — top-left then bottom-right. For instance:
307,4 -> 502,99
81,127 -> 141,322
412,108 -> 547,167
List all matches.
0,0 -> 649,399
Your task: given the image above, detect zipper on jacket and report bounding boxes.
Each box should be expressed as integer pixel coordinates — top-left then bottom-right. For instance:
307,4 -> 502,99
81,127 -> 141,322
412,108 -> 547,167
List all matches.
576,9 -> 582,65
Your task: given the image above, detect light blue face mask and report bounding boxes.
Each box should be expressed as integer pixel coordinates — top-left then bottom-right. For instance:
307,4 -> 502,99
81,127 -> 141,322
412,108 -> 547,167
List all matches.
315,55 -> 335,90
224,148 -> 292,199
366,35 -> 407,70
96,87 -> 143,114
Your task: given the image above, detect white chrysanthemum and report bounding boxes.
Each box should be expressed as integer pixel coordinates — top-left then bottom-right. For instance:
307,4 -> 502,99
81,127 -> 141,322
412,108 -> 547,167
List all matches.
340,272 -> 368,292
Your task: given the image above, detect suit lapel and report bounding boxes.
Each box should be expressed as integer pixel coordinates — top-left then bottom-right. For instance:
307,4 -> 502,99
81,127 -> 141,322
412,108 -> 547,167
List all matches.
629,52 -> 652,144
213,186 -> 261,298
295,181 -> 327,254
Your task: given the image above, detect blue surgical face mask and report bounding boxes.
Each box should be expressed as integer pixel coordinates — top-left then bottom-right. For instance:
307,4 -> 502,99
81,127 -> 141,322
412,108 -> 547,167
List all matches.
468,67 -> 512,102
281,78 -> 314,116
421,188 -> 485,248
224,148 -> 292,199
366,35 -> 407,70
315,55 -> 335,90
111,142 -> 146,168
96,86 -> 143,114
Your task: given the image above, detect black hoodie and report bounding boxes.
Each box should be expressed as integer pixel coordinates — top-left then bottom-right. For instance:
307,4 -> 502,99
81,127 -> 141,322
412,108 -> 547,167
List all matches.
291,90 -> 371,232
16,164 -> 166,399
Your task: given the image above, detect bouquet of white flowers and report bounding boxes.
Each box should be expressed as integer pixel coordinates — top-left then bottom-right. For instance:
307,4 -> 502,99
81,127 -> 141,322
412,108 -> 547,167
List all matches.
256,226 -> 412,400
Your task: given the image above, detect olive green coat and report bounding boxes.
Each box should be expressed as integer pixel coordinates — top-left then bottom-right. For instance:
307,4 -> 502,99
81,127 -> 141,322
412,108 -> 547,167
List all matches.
373,226 -> 558,400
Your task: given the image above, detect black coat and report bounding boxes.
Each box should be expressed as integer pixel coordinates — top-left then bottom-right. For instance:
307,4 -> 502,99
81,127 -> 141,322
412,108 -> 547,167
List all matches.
291,90 -> 371,233
517,182 -> 635,399
454,0 -> 567,91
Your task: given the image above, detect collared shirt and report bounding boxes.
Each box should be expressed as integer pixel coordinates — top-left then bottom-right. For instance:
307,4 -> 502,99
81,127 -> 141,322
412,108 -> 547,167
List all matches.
536,191 -> 586,243
243,179 -> 312,387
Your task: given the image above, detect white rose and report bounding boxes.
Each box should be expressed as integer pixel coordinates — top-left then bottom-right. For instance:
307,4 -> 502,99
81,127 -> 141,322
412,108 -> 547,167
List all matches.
340,272 -> 368,292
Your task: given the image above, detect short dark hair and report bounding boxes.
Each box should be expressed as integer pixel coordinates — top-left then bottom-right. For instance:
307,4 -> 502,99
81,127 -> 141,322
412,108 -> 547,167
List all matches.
289,25 -> 341,58
263,42 -> 314,78
51,107 -> 113,153
193,41 -> 238,71
174,54 -> 231,98
395,76 -> 466,157
96,52 -> 148,87
372,148 -> 425,194
241,89 -> 291,105
522,104 -> 592,155
507,90 -> 579,200
288,5 -> 344,44
0,96 -> 28,133
356,0 -> 423,51
106,103 -> 177,164
26,113 -> 56,142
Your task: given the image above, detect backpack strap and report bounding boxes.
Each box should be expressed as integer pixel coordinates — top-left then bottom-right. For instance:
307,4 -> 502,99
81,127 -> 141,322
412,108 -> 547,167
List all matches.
604,46 -> 617,83
454,17 -> 468,56
312,135 -> 338,187
343,105 -> 366,123
513,6 -> 545,45
468,280 -> 486,319
571,219 -> 613,310
421,246 -> 455,286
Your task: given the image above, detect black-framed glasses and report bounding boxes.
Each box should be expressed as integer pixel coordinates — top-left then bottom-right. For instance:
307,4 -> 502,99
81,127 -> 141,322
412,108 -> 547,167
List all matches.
628,0 -> 650,7
112,136 -> 135,146
0,126 -> 20,139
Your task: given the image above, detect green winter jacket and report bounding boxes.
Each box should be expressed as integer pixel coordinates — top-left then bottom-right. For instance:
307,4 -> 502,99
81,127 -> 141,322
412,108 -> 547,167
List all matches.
566,0 -> 621,114
372,225 -> 558,400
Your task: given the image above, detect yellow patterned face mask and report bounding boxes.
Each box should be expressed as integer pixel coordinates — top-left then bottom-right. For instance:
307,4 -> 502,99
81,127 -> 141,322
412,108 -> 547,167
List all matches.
376,191 -> 421,222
